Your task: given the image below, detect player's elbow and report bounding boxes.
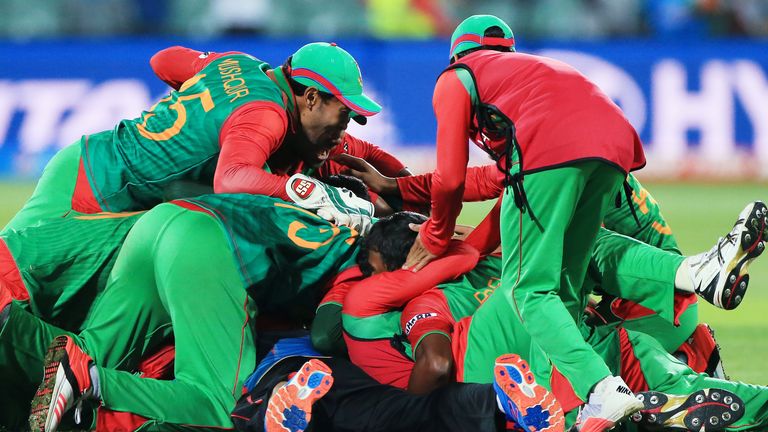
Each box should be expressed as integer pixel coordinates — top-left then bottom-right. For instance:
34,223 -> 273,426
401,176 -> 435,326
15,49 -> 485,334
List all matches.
437,175 -> 465,195
213,168 -> 245,194
420,351 -> 454,383
150,47 -> 182,72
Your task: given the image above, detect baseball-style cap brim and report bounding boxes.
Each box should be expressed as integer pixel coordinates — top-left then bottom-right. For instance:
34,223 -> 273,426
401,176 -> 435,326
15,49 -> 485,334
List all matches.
291,66 -> 381,120
342,93 -> 381,119
291,42 -> 381,125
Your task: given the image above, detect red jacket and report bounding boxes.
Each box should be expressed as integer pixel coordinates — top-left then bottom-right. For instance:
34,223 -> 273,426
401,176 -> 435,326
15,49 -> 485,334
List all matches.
420,50 -> 646,255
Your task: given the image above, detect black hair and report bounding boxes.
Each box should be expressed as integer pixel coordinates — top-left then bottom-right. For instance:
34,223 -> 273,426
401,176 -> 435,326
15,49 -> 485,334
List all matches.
282,56 -> 336,102
356,211 -> 428,276
454,25 -> 513,62
320,174 -> 371,202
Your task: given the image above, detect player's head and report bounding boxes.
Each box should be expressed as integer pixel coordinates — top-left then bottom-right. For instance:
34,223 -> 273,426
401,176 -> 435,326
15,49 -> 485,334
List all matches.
449,15 -> 515,64
319,174 -> 371,202
284,42 -> 381,166
357,211 -> 427,276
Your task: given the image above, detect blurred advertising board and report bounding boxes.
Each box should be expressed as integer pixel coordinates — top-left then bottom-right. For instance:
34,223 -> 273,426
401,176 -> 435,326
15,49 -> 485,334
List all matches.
0,38 -> 766,179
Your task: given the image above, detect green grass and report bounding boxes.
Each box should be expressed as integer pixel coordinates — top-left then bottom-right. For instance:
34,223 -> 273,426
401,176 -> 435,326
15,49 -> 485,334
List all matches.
2,181 -> 767,384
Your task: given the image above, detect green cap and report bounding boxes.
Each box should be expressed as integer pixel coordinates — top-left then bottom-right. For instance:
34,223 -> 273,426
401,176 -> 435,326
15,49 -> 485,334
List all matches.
449,15 -> 515,60
290,42 -> 381,124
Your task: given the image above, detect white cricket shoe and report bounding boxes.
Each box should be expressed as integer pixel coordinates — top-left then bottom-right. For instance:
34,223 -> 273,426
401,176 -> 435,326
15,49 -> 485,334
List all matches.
570,375 -> 644,432
688,201 -> 767,310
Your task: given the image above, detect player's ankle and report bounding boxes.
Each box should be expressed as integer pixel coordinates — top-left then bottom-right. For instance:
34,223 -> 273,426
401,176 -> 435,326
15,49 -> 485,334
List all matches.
674,257 -> 695,293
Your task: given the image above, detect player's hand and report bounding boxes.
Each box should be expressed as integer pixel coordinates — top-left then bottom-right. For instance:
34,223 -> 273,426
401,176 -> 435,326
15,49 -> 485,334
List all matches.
286,174 -> 375,234
333,153 -> 397,195
403,223 -> 438,272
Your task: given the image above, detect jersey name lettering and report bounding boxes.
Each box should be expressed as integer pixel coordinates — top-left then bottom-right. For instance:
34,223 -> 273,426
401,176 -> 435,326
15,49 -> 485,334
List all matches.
218,58 -> 250,102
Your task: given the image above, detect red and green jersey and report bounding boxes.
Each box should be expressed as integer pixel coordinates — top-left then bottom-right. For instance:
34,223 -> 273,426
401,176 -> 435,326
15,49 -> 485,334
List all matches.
0,211 -> 144,331
339,244 -> 484,388
170,194 -> 359,319
83,54 -> 286,212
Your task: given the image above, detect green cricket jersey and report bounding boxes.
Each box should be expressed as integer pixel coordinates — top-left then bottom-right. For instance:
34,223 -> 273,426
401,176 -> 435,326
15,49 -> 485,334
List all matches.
171,194 -> 359,316
82,54 -> 285,212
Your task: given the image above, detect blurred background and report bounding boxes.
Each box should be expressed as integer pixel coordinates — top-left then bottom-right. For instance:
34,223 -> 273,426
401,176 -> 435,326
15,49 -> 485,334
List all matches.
0,0 -> 766,383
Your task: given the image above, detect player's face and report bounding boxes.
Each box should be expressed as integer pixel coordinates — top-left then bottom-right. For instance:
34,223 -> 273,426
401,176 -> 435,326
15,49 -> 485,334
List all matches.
366,249 -> 388,275
299,91 -> 352,167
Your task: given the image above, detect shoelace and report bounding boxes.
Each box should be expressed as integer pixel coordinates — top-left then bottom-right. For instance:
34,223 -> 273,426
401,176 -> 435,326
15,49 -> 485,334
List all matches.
709,220 -> 743,265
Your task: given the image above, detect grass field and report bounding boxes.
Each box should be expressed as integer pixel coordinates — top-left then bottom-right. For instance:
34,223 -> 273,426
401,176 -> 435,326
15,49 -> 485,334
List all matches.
1,181 -> 767,384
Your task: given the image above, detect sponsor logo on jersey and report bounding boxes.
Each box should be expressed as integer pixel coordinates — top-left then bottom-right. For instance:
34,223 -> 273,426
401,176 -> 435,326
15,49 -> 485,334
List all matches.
292,178 -> 316,199
404,312 -> 437,335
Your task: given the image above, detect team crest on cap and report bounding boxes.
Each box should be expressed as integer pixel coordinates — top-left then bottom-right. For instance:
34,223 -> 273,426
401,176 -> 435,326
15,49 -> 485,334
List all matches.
291,178 -> 316,199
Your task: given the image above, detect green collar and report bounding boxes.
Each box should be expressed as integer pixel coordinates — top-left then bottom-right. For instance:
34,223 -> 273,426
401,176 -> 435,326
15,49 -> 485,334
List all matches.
268,67 -> 297,117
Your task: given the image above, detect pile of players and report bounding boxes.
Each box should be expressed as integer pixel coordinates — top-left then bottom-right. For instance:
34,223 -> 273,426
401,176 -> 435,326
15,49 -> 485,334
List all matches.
1,13 -> 767,432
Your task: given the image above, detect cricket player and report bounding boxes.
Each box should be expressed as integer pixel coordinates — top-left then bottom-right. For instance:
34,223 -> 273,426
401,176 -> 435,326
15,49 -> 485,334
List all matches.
0,210 -> 144,427
392,13 -> 765,430
4,41 -> 380,234
335,152 -> 752,362
343,211 -> 768,431
26,174 -> 373,432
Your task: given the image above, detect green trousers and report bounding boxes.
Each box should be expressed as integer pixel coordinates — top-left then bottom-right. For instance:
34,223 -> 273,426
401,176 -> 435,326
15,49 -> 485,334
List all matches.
2,142 -> 81,234
587,228 -> 695,353
503,161 -> 623,398
68,203 -> 254,430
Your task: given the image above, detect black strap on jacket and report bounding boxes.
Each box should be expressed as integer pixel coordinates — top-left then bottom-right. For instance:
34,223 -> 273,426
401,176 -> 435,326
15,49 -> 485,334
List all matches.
443,63 -> 542,231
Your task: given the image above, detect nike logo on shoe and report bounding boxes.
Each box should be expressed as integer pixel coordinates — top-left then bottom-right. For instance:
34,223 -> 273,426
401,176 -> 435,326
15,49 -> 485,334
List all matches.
615,386 -> 632,396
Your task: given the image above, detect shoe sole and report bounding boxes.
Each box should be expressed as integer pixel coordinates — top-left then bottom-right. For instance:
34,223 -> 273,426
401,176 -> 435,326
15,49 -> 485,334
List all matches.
264,359 -> 334,432
719,201 -> 767,310
631,389 -> 744,431
493,354 -> 564,432
29,336 -> 69,432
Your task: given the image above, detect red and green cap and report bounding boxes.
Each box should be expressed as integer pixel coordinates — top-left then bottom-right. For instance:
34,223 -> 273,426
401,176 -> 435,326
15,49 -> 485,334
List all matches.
449,15 -> 515,60
290,42 -> 381,124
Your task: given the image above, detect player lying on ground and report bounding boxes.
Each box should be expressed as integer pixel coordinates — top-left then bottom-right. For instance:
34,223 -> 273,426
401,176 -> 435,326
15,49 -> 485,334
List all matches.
339,210 -> 768,431
337,210 -> 748,392
0,210 -> 144,427
0,173 -> 373,426
4,42 -> 379,235
23,181 -> 373,432
232,337 -> 563,432
0,163 -> 493,428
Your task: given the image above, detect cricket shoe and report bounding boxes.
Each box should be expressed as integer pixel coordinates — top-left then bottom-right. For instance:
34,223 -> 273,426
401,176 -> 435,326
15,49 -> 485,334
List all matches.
29,335 -> 94,432
264,359 -> 334,432
688,201 -> 767,310
570,375 -> 643,432
674,323 -> 727,380
493,354 -> 565,432
631,389 -> 744,430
